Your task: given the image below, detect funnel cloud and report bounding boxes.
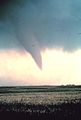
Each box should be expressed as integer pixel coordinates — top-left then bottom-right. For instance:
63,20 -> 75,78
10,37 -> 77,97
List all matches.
0,0 -> 81,68
0,0 -> 42,69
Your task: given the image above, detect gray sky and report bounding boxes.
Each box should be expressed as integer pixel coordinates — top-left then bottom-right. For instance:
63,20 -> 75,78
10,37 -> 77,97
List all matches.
0,0 -> 81,50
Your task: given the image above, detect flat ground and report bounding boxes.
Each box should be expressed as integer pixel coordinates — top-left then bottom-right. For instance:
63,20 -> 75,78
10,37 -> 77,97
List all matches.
0,86 -> 81,120
0,86 -> 81,104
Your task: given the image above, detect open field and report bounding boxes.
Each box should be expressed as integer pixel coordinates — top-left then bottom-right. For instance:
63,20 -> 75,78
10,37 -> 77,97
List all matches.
0,86 -> 81,105
0,86 -> 81,120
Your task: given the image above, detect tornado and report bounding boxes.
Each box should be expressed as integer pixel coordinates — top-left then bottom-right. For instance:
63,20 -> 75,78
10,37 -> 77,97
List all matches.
0,0 -> 42,69
15,28 -> 42,69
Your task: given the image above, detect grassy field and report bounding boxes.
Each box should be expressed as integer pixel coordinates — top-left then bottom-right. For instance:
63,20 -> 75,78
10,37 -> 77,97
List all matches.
0,85 -> 81,120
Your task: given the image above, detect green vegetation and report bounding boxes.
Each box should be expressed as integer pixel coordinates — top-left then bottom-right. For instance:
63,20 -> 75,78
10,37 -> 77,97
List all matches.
0,85 -> 81,93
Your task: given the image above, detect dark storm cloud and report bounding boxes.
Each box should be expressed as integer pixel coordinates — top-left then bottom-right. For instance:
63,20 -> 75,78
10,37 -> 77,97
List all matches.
0,0 -> 10,5
0,0 -> 81,51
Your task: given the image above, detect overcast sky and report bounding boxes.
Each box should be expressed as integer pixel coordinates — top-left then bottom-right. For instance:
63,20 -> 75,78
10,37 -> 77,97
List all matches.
0,0 -> 81,86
